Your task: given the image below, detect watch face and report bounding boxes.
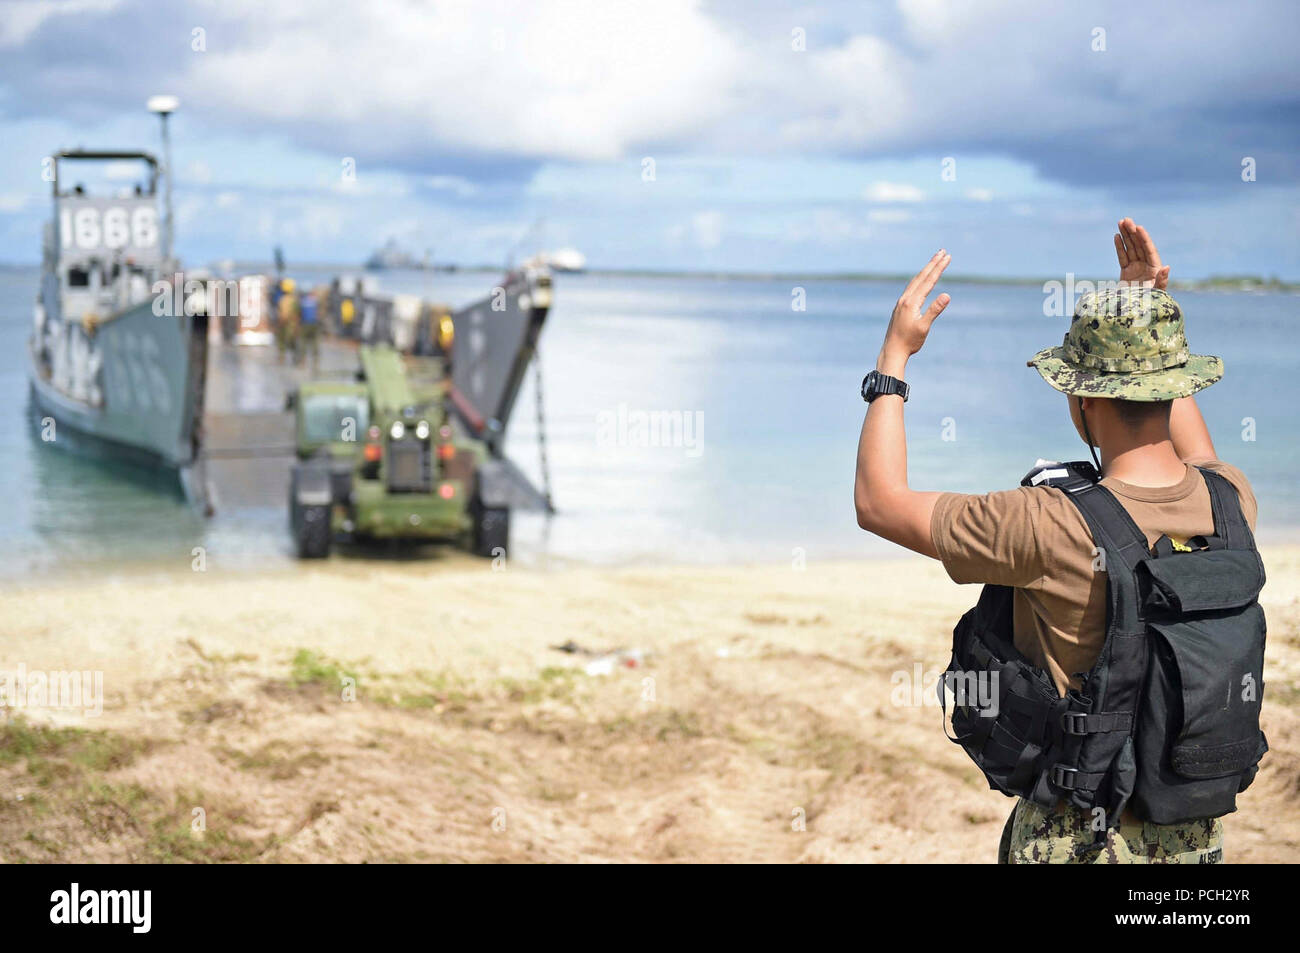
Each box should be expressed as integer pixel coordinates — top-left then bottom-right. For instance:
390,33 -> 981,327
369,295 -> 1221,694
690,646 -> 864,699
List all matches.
861,371 -> 877,399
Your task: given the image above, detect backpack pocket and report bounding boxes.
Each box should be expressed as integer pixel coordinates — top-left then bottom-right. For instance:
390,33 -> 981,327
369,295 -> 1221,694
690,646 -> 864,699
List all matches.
1131,605 -> 1268,823
943,587 -> 1066,803
1136,548 -> 1264,616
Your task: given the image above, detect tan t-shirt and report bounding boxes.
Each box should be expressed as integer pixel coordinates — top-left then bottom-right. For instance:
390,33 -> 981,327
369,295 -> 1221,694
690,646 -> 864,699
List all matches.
930,461 -> 1258,697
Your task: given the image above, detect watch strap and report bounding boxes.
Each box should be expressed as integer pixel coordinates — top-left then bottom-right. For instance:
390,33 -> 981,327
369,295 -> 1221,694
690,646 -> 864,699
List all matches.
863,371 -> 909,403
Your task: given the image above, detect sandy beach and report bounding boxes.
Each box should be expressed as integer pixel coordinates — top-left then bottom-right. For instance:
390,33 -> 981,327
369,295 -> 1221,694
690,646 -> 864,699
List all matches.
2,547 -> 1298,864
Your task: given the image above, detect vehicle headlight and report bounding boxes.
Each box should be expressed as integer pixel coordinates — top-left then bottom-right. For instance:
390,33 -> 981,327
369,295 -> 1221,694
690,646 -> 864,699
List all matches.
415,420 -> 430,440
390,420 -> 405,440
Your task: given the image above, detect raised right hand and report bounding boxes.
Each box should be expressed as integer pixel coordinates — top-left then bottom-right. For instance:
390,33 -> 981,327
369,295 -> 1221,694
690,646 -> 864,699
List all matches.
1114,217 -> 1170,290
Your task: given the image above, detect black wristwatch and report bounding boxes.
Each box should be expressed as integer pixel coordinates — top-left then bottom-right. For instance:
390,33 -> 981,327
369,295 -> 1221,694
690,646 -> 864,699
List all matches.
861,370 -> 909,403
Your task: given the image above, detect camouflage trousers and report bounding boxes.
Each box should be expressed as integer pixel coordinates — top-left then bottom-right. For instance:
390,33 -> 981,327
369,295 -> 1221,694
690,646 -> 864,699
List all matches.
998,798 -> 1224,864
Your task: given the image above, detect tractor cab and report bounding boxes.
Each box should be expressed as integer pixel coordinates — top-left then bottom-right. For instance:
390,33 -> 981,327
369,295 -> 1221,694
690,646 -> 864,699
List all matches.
293,381 -> 370,459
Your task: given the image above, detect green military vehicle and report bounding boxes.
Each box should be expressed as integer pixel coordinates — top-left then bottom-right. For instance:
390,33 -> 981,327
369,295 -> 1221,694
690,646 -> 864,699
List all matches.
287,345 -> 510,559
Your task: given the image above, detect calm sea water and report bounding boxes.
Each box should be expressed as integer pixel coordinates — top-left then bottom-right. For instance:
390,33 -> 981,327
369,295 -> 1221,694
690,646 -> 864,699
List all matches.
1,265 -> 1296,579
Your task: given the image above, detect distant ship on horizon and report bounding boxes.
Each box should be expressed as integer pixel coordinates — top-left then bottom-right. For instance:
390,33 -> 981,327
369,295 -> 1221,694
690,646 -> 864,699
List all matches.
365,236 -> 584,274
364,238 -> 424,271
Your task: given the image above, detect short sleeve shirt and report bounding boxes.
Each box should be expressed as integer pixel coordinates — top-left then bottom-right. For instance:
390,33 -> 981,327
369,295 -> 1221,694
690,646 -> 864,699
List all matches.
930,461 -> 1257,696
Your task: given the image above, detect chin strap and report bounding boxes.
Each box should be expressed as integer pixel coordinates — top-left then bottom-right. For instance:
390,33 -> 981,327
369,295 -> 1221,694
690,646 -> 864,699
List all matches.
1077,396 -> 1103,474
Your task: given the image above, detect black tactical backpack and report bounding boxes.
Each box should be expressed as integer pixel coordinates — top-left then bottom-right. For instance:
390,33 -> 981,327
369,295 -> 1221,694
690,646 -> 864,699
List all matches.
940,461 -> 1268,826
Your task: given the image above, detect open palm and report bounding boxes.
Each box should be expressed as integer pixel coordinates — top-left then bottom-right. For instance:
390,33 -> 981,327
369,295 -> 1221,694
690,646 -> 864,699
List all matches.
1114,217 -> 1170,290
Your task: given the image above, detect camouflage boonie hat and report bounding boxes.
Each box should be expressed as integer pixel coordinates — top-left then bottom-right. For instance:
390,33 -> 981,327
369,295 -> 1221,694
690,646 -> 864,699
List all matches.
1027,286 -> 1222,401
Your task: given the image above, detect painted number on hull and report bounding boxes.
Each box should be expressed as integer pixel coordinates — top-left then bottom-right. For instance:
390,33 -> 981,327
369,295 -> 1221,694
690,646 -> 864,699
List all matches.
60,206 -> 158,252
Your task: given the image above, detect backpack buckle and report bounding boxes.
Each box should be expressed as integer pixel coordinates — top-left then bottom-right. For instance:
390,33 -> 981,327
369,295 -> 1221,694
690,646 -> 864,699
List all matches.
1061,712 -> 1089,736
1050,764 -> 1078,790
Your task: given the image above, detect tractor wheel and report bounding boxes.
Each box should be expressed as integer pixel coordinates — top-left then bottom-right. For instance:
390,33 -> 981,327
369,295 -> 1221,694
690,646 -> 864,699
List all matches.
472,501 -> 509,559
294,502 -> 332,559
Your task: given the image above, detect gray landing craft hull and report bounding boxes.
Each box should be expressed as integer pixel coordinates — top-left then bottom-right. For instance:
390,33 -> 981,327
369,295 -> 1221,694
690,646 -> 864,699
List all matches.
28,300 -> 209,491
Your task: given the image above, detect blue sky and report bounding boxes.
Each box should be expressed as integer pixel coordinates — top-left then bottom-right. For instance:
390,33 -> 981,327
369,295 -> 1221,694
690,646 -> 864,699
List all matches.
1,0 -> 1297,277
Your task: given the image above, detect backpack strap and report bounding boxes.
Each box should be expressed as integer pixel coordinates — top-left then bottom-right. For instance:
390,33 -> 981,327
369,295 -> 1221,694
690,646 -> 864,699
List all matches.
1196,467 -> 1254,552
1063,482 -> 1150,579
1020,460 -> 1149,603
1050,480 -> 1150,822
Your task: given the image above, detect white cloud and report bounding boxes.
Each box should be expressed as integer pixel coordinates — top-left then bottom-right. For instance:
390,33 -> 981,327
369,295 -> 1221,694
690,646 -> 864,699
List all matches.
664,209 -> 725,250
7,0 -> 1296,193
691,210 -> 724,249
965,188 -> 994,201
326,172 -> 410,198
301,203 -> 344,240
425,175 -> 479,198
752,0 -> 1300,182
780,209 -> 874,244
863,181 -> 925,203
0,0 -> 119,48
186,159 -> 213,185
183,0 -> 743,162
776,34 -> 912,150
867,209 -> 913,223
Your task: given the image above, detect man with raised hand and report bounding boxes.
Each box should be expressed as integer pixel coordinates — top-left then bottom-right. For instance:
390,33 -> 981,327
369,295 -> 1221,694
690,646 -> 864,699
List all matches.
854,220 -> 1261,863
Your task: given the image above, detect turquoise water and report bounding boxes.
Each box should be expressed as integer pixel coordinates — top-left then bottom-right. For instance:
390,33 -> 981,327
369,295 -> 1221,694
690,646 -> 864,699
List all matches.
1,265 -> 1296,578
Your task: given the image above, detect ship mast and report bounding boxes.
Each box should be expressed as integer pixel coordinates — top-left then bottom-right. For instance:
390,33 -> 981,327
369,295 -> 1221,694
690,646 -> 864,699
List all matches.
147,94 -> 179,266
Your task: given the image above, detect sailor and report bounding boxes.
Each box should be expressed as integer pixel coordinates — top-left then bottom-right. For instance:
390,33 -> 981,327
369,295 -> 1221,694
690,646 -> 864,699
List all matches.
436,311 -> 455,364
269,276 -> 285,352
852,219 -> 1264,864
300,289 -> 320,368
276,277 -> 299,362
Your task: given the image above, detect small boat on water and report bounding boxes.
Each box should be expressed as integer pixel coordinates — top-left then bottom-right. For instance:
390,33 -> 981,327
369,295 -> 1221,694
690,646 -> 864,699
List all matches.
27,134 -> 211,504
522,248 -> 586,274
545,247 -> 586,273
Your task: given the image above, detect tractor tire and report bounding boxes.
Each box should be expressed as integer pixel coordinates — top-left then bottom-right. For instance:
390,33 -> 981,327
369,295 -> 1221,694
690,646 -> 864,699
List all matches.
473,502 -> 509,559
294,502 -> 332,559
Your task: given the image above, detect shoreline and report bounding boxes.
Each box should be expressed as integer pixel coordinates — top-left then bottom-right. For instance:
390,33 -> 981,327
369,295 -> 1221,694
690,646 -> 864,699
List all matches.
9,526 -> 1300,589
3,261 -> 1298,292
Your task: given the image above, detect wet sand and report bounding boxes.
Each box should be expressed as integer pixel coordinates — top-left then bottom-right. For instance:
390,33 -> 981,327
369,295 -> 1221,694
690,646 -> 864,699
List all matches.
2,547 -> 1298,863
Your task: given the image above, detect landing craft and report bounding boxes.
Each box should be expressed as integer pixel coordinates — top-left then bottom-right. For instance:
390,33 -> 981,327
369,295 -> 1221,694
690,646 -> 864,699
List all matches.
26,148 -> 210,505
27,98 -> 212,506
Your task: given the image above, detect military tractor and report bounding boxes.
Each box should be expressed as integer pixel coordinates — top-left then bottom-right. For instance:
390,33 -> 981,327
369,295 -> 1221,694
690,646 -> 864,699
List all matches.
287,345 -> 511,559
